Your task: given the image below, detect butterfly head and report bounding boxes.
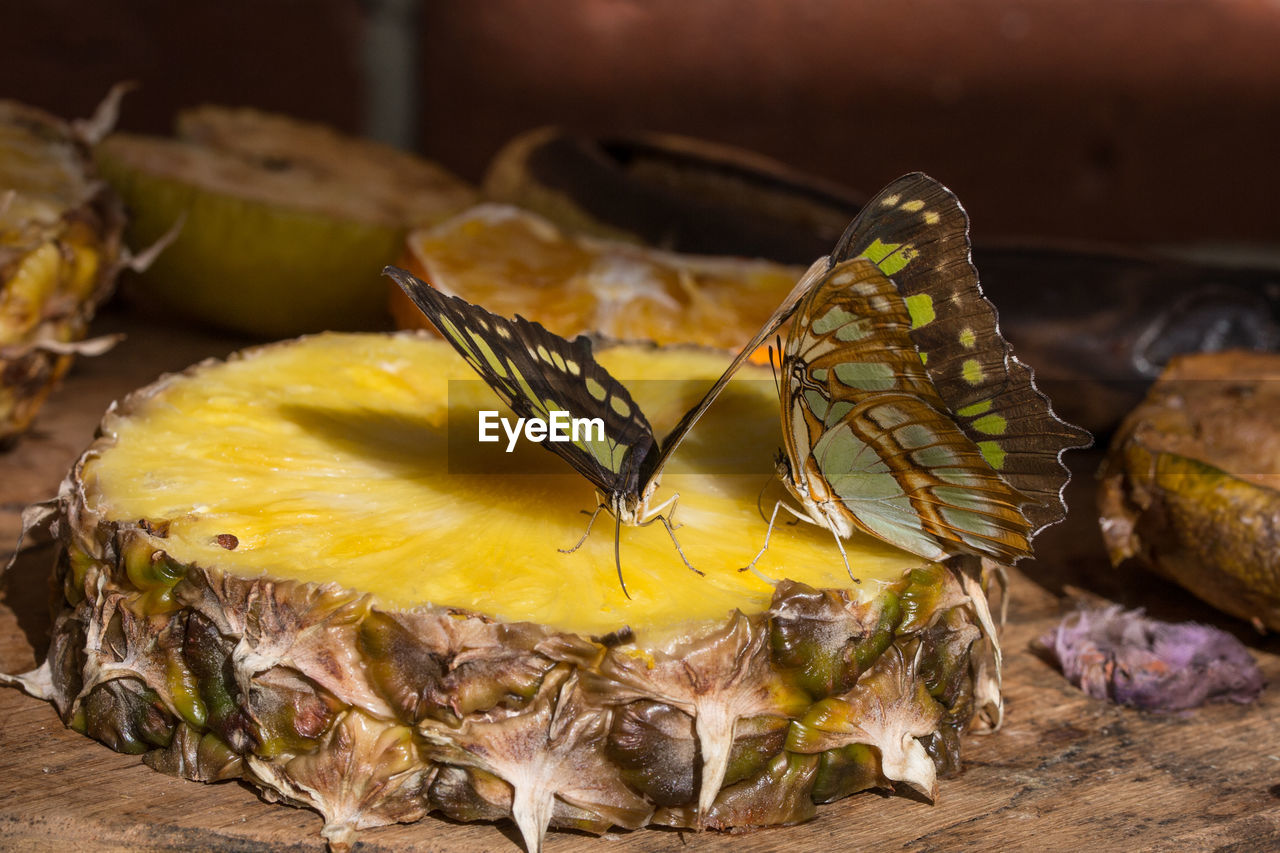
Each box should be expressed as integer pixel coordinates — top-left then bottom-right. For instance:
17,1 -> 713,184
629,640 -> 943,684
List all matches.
774,448 -> 811,507
610,476 -> 661,525
773,448 -> 792,482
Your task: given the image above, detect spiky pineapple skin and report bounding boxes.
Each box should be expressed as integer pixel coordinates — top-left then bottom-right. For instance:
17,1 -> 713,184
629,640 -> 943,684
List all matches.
0,99 -> 126,446
6,339 -> 1003,851
18,492 -> 998,848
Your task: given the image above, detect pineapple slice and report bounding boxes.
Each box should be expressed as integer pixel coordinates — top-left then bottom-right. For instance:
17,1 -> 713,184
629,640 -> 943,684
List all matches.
4,333 -> 1002,852
0,95 -> 127,446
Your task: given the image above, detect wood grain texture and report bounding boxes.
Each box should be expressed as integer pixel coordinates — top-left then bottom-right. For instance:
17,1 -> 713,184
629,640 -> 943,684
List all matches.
3,308 -> 1279,852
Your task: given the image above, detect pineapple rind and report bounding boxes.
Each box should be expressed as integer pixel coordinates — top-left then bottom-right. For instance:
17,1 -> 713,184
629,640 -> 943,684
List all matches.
0,98 -> 126,445
5,339 -> 1004,852
14,479 -> 997,850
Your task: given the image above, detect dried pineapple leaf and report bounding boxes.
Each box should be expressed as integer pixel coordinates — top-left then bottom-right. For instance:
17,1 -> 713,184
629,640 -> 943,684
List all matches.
247,709 -> 430,853
786,644 -> 944,800
962,563 -> 1005,731
144,721 -> 244,782
579,610 -> 809,822
172,568 -> 390,719
419,665 -> 651,853
361,610 -> 558,724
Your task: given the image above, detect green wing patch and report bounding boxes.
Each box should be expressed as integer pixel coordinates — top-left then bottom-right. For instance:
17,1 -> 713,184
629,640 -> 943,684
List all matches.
830,174 -> 1091,534
781,257 -> 1033,564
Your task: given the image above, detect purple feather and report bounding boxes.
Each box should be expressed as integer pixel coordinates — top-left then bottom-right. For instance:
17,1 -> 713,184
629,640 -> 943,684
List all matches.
1037,605 -> 1265,711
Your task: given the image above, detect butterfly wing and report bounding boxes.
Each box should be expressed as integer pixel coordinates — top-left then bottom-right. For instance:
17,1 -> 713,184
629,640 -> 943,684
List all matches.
832,173 -> 1091,534
385,266 -> 654,501
646,255 -> 831,482
781,257 -> 1033,563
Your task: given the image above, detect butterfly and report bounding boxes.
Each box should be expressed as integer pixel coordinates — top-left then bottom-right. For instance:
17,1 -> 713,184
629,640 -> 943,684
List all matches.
383,256 -> 826,597
750,173 -> 1092,576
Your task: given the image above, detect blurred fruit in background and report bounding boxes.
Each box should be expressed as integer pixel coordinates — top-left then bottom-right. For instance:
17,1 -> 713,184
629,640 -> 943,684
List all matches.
97,106 -> 476,338
1098,351 -> 1280,632
393,203 -> 801,351
1,92 -> 127,447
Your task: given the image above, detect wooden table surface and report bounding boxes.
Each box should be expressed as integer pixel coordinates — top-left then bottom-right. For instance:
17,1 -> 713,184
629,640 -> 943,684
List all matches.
3,307 -> 1279,852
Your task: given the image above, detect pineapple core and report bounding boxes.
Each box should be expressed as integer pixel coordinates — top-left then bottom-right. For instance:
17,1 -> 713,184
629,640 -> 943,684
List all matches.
82,334 -> 923,638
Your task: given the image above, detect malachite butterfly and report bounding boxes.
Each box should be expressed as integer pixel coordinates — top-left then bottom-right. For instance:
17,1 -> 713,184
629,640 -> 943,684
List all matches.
383,260 -> 823,597
755,173 -> 1092,576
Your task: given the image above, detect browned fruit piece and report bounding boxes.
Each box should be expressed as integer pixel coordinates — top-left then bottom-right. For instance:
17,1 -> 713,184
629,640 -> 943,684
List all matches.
483,126 -> 862,263
1098,350 -> 1280,631
2,334 -> 1002,851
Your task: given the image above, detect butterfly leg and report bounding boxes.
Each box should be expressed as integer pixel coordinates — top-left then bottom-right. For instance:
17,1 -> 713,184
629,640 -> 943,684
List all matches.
740,500 -> 786,584
741,500 -> 814,579
638,496 -> 703,577
559,503 -> 607,554
643,491 -> 683,531
827,529 -> 860,584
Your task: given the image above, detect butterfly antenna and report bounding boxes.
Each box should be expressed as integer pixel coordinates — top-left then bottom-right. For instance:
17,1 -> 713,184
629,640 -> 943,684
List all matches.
756,476 -> 772,523
614,515 -> 631,599
768,336 -> 783,397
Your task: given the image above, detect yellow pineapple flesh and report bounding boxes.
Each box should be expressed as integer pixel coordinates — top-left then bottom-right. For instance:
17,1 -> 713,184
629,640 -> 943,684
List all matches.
4,333 -> 1002,852
84,335 -> 917,636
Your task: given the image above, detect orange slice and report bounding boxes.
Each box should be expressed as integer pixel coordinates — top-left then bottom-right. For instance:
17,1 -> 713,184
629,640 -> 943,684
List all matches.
393,205 -> 803,358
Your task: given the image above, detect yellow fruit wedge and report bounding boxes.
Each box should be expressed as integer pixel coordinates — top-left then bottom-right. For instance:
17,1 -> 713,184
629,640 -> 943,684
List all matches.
96,107 -> 476,337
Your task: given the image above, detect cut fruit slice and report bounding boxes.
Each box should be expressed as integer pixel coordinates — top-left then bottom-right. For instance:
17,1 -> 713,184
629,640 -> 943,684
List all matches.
482,126 -> 862,264
0,94 -> 127,446
393,204 -> 803,354
96,107 -> 476,338
4,333 -> 1001,852
1098,350 -> 1280,631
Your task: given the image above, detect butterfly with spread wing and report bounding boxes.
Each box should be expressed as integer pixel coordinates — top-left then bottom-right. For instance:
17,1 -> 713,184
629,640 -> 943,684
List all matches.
384,257 -> 827,597
749,173 -> 1092,577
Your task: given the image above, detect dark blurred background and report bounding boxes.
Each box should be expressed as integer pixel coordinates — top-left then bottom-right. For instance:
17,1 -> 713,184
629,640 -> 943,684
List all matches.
3,0 -> 1278,248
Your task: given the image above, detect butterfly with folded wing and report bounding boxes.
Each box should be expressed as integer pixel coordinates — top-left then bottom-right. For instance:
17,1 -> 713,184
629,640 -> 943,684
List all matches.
751,173 -> 1091,577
